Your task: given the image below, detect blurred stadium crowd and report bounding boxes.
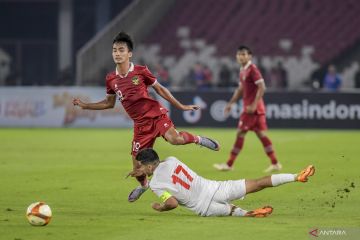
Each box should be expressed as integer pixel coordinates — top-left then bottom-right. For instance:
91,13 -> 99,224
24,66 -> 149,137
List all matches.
1,0 -> 360,91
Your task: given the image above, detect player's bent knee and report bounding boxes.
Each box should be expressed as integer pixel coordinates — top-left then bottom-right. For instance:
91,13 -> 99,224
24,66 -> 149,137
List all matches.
255,131 -> 266,138
237,131 -> 247,138
245,179 -> 264,194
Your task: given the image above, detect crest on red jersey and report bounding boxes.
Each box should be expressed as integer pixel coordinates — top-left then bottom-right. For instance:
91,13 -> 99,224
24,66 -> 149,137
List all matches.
132,76 -> 140,85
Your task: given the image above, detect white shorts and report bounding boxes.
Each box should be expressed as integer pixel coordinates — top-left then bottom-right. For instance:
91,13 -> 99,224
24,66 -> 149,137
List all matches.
204,179 -> 246,217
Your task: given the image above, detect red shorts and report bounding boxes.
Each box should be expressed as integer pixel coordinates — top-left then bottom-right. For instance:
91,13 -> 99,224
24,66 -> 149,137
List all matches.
238,113 -> 268,132
131,114 -> 174,156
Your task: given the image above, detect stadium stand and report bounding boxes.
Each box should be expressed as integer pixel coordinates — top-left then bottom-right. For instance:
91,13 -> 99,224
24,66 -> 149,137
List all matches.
145,0 -> 360,64
138,0 -> 360,88
74,0 -> 360,89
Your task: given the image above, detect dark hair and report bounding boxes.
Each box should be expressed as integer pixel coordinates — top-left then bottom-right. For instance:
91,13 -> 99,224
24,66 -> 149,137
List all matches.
113,31 -> 134,51
237,45 -> 252,55
135,148 -> 159,165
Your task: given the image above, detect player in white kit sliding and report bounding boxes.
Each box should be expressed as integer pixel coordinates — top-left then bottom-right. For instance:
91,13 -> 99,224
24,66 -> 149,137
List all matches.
129,149 -> 315,217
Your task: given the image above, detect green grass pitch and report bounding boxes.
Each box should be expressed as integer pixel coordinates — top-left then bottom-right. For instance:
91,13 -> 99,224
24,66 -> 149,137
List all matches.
0,128 -> 359,240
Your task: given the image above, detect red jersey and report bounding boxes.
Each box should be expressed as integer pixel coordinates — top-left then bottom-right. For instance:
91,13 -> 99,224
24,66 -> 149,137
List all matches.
239,61 -> 266,114
105,63 -> 168,123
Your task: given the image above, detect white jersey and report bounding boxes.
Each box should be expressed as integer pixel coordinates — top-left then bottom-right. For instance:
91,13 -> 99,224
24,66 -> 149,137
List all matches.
149,157 -> 220,216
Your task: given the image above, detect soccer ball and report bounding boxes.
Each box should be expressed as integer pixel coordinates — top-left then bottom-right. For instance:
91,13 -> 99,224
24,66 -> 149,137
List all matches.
26,202 -> 52,226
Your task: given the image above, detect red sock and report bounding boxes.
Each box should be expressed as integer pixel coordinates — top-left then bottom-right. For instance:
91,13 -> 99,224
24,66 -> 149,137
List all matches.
260,136 -> 278,164
226,136 -> 245,167
179,131 -> 200,144
136,174 -> 148,188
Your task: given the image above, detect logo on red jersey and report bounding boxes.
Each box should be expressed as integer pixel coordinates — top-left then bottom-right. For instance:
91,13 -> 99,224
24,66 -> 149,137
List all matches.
132,76 -> 140,85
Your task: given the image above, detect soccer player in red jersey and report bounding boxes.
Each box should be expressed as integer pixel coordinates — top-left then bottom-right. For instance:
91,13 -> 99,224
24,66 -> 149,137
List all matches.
73,32 -> 220,202
213,46 -> 282,173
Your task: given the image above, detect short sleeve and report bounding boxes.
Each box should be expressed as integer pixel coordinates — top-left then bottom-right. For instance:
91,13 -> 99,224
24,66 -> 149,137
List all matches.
105,75 -> 115,95
250,66 -> 264,84
152,188 -> 173,202
142,66 -> 158,86
150,179 -> 173,202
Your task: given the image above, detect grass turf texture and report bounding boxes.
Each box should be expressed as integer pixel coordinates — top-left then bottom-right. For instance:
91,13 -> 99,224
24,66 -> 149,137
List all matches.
0,128 -> 359,240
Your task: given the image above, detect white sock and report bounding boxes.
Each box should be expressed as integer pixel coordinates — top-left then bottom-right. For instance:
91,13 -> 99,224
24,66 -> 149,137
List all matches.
231,207 -> 248,217
271,174 -> 296,187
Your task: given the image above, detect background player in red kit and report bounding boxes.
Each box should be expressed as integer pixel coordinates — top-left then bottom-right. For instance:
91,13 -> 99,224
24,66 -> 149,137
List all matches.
214,46 -> 282,173
73,32 -> 220,202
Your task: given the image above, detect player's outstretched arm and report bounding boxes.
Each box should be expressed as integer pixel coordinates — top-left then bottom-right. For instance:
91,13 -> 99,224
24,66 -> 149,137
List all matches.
152,82 -> 200,111
73,95 -> 116,110
151,197 -> 178,212
224,85 -> 243,115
